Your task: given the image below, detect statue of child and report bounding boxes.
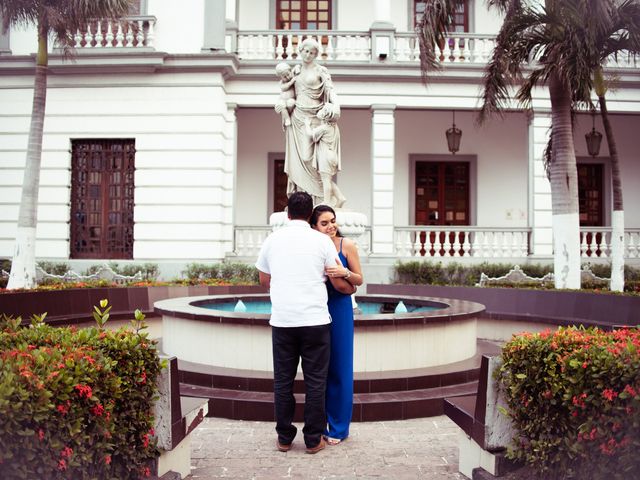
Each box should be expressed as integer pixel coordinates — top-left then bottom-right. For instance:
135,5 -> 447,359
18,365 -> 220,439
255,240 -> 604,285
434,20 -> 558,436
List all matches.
274,62 -> 298,130
304,104 -> 346,208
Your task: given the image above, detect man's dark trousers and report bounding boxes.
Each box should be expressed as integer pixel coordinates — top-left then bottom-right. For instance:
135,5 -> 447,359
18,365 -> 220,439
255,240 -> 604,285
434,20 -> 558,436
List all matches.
272,324 -> 331,448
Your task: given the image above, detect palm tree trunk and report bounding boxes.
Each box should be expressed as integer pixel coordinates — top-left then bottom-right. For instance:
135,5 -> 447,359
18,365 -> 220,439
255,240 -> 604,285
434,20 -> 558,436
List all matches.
7,28 -> 48,290
598,95 -> 624,292
548,72 -> 581,289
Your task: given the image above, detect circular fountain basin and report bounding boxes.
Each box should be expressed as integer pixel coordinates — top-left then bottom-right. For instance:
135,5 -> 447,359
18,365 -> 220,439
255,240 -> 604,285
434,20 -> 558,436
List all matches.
155,294 -> 485,373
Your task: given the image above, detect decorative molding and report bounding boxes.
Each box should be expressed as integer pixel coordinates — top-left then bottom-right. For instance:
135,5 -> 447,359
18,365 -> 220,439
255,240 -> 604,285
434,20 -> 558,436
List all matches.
476,265 -> 554,287
476,264 -> 611,288
33,264 -> 143,285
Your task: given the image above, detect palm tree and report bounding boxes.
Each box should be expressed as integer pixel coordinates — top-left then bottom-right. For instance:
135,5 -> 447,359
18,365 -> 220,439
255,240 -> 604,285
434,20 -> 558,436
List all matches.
1,0 -> 133,289
585,1 -> 640,291
417,0 -> 615,289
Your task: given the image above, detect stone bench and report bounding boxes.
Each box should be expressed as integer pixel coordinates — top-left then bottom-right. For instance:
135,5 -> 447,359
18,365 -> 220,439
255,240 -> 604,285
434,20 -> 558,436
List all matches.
153,356 -> 208,479
443,355 -> 516,479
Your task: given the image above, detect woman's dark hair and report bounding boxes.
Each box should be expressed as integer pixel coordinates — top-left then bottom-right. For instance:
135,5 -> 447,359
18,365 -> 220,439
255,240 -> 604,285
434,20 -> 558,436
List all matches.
287,192 -> 313,220
309,205 -> 343,236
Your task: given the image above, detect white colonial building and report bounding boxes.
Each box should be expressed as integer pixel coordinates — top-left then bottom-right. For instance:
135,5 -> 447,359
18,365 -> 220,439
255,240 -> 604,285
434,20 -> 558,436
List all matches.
1,0 -> 640,281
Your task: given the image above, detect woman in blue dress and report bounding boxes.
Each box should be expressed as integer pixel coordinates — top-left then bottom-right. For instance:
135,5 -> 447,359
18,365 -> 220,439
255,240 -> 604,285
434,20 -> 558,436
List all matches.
310,205 -> 363,445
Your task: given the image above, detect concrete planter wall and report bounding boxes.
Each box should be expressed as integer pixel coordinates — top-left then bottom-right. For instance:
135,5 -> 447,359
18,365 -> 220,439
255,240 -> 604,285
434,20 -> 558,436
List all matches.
0,284 -> 267,324
367,284 -> 640,329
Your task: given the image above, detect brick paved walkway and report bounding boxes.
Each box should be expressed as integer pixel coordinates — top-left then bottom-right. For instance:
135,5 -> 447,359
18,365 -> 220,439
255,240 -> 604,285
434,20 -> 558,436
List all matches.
188,416 -> 466,479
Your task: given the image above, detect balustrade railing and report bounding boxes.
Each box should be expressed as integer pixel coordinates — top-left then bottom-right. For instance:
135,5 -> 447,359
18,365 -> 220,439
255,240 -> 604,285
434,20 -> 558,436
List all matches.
233,226 -> 271,258
233,225 -> 371,258
236,30 -> 371,61
580,228 -> 640,258
394,226 -> 531,258
65,15 -> 156,50
393,32 -> 496,64
235,30 -> 495,63
232,30 -> 637,70
234,225 -> 640,260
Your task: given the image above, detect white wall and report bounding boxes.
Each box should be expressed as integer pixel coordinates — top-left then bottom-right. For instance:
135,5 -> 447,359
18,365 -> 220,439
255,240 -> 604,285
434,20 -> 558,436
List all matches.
472,0 -> 503,34
0,72 -> 233,261
337,0 -> 409,31
8,24 -> 36,56
149,0 -> 205,53
395,110 -> 529,227
238,0 -> 270,29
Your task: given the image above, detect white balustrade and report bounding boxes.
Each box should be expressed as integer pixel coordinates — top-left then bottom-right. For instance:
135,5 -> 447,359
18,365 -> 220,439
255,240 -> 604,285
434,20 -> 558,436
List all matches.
67,16 -> 156,49
237,30 -> 374,61
233,227 -> 272,258
394,227 -> 531,258
580,228 -> 640,258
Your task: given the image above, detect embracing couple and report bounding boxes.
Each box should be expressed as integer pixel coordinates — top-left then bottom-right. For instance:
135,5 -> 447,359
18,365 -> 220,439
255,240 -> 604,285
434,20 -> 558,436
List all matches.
255,191 -> 363,454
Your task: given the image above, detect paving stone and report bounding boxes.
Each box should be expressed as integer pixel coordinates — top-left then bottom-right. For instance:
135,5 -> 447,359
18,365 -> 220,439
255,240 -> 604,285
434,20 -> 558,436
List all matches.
187,416 -> 466,479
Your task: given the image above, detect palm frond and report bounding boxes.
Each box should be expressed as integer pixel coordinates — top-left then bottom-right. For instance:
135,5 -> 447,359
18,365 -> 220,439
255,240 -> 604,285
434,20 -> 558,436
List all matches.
416,0 -> 465,82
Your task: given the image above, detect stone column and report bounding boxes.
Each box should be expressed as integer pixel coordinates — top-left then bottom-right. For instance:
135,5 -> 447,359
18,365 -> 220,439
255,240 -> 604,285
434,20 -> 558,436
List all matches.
370,105 -> 396,255
202,0 -> 227,51
224,0 -> 238,53
529,111 -> 553,256
370,0 -> 395,61
0,15 -> 10,55
222,103 -> 237,255
373,0 -> 392,22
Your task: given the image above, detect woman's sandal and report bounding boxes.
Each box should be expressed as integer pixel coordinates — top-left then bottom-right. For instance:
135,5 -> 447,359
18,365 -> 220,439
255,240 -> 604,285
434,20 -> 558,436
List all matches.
324,436 -> 344,445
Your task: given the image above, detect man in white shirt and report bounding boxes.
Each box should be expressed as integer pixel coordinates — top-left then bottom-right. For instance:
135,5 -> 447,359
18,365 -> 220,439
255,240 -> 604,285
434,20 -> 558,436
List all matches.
256,192 -> 338,454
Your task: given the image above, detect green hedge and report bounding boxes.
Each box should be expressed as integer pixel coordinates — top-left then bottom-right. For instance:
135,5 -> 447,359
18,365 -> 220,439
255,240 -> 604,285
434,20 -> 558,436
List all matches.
394,260 -> 640,292
182,261 -> 259,284
497,327 -> 640,479
0,304 -> 162,479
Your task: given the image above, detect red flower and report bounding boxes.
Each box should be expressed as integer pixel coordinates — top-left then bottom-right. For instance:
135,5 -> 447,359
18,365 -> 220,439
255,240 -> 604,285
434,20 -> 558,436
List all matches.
623,384 -> 638,397
56,404 -> 69,415
61,446 -> 73,459
91,404 -> 105,416
602,389 -> 618,402
38,429 -> 45,441
104,455 -> 112,465
57,459 -> 67,471
74,384 -> 93,399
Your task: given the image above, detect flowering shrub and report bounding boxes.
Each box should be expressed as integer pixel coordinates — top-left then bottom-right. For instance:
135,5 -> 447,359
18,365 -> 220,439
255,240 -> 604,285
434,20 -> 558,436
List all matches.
497,327 -> 640,479
0,303 -> 163,479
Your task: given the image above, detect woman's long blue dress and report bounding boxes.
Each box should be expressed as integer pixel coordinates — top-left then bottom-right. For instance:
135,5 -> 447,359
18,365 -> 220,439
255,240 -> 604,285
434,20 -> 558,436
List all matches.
325,239 -> 354,440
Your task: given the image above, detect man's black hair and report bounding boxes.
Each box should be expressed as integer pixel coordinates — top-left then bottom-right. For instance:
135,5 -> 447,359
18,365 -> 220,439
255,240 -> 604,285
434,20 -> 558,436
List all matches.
287,191 -> 313,220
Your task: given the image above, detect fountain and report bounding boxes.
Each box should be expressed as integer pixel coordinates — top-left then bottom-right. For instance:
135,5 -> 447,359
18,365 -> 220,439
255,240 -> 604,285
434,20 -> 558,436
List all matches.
156,293 -> 484,373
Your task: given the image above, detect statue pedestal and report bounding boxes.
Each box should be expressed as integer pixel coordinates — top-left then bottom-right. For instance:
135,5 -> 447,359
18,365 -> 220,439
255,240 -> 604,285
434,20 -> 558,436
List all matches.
269,209 -> 368,239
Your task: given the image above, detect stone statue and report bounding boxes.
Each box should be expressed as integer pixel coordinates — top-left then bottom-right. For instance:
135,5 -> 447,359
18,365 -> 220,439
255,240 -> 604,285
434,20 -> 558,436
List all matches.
274,38 -> 346,208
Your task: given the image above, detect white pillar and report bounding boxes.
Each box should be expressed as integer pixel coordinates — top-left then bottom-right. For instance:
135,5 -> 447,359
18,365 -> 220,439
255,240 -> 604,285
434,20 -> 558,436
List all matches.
222,103 -> 237,256
529,112 -> 553,256
0,13 -> 10,55
203,0 -> 227,51
225,0 -> 237,22
370,105 -> 396,255
374,0 -> 392,23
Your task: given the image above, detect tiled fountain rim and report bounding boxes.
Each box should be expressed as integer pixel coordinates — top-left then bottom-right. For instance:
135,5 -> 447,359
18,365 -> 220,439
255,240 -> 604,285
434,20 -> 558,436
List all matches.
153,293 -> 486,326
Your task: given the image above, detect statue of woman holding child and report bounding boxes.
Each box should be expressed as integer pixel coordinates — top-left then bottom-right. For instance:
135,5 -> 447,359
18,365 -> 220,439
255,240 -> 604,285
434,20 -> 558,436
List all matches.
274,38 -> 346,208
